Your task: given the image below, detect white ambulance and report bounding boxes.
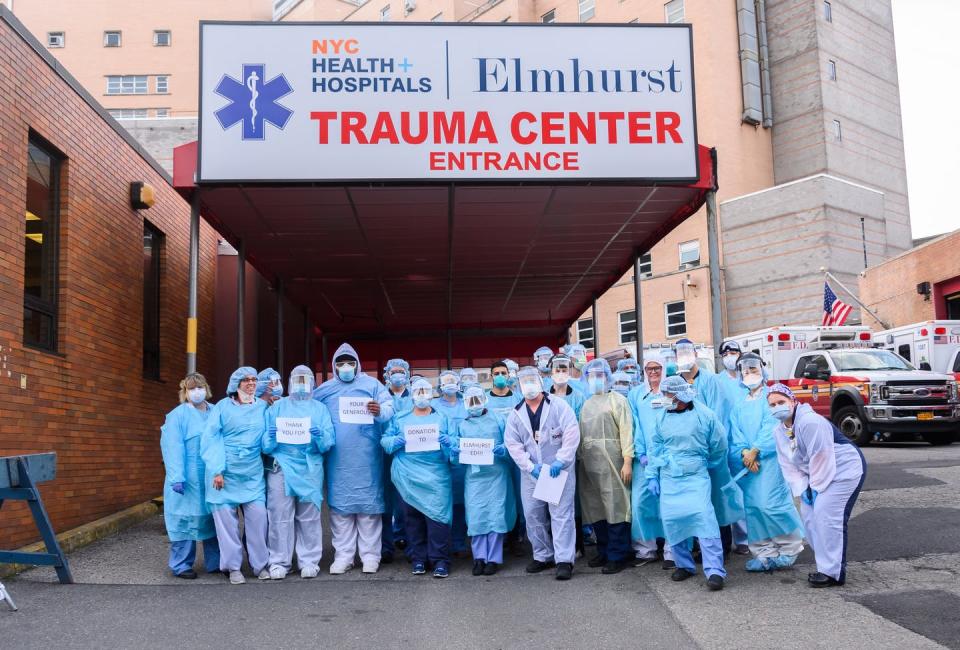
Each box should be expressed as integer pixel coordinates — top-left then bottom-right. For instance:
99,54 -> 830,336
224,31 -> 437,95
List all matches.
874,321 -> 960,378
732,325 -> 960,446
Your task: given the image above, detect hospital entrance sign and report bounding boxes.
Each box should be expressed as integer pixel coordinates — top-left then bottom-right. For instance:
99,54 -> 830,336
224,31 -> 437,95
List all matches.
198,22 -> 698,182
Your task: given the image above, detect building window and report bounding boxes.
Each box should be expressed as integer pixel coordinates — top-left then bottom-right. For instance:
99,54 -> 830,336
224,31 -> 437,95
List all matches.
108,108 -> 149,119
380,5 -> 390,20
143,222 -> 163,379
106,75 -> 148,95
431,12 -> 443,21
833,119 -> 842,141
156,75 -> 169,94
155,108 -> 169,118
638,252 -> 652,278
24,137 -> 61,351
618,311 -> 637,345
828,59 -> 837,81
577,318 -> 595,351
104,31 -> 121,47
678,240 -> 700,269
664,0 -> 684,23
824,1 -> 832,22
154,30 -> 171,46
578,0 -> 595,22
541,9 -> 555,23
665,301 -> 686,337
47,32 -> 64,48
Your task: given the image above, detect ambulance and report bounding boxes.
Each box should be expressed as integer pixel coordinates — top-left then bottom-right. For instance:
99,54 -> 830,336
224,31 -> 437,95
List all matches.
601,342 -> 716,373
874,321 -> 960,378
732,325 -> 960,446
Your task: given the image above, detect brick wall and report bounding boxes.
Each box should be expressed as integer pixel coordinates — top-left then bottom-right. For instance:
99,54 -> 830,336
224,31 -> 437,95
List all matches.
0,14 -> 219,548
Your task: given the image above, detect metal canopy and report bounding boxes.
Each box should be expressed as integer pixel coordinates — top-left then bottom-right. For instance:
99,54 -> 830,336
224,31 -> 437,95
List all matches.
173,142 -> 715,354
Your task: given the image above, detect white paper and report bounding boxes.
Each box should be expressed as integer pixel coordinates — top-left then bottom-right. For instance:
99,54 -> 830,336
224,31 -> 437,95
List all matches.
533,469 -> 569,506
339,396 -> 374,424
404,423 -> 440,453
459,438 -> 494,466
276,416 -> 311,445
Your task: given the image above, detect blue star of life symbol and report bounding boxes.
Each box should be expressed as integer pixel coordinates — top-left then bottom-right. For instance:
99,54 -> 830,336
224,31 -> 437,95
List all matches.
214,64 -> 293,141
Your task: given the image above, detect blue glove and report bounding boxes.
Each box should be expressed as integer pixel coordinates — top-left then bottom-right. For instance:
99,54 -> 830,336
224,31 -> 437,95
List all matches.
439,434 -> 455,449
801,488 -> 818,506
393,434 -> 406,453
309,426 -> 321,437
268,425 -> 278,437
646,478 -> 660,496
639,454 -> 648,467
549,460 -> 565,478
171,482 -> 185,495
492,444 -> 507,457
531,463 -> 543,479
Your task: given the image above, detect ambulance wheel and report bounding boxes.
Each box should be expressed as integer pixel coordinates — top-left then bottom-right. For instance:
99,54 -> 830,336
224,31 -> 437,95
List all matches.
833,406 -> 871,446
922,434 -> 953,446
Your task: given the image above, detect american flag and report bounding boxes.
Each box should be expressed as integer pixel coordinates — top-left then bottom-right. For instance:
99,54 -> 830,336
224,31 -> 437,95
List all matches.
822,282 -> 852,326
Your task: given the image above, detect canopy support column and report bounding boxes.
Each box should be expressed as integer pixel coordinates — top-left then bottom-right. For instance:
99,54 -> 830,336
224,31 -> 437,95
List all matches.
591,297 -> 600,355
321,334 -> 329,382
236,239 -> 245,367
276,279 -> 284,377
186,195 -> 199,374
303,307 -> 311,368
633,254 -> 644,360
706,189 -> 724,360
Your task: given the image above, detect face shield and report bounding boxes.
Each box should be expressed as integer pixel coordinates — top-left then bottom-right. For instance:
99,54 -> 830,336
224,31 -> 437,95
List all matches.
551,355 -> 572,386
534,347 -> 553,373
459,368 -> 479,390
611,371 -> 632,396
567,344 -> 588,370
288,365 -> 314,399
517,367 -> 544,400
738,354 -> 766,389
504,359 -> 519,386
411,380 -> 434,409
463,386 -> 488,416
439,372 -> 460,397
674,342 -> 696,372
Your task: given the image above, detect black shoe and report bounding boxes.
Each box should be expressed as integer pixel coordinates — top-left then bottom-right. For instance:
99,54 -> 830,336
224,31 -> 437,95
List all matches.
555,562 -> 573,581
175,570 -> 197,580
662,560 -> 676,570
395,539 -> 407,550
380,551 -> 394,565
808,572 -> 843,588
472,560 -> 486,576
483,562 -> 499,576
707,575 -> 725,591
526,559 -> 556,574
671,568 -> 695,582
510,539 -> 528,558
587,554 -> 607,568
733,544 -> 750,556
602,560 -> 627,575
633,555 -> 657,567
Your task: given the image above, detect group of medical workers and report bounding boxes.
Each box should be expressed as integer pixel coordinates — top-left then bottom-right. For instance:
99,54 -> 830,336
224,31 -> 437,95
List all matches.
160,338 -> 866,590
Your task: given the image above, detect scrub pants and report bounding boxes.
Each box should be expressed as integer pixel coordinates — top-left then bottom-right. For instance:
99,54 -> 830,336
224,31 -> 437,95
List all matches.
381,457 -> 407,555
672,537 -> 726,579
520,471 -> 577,565
404,503 -> 451,571
212,503 -> 269,574
801,457 -> 866,583
330,512 -> 382,566
632,538 -> 675,561
470,532 -> 504,564
452,504 -> 468,554
732,520 -> 749,547
749,531 -> 804,559
169,537 -> 220,575
266,469 -> 323,572
592,520 -> 631,563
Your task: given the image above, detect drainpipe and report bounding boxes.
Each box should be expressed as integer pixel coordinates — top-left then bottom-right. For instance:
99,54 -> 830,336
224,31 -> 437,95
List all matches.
756,0 -> 774,128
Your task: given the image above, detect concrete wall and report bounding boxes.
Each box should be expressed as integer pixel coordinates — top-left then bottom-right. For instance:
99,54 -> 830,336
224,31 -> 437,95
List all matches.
112,117 -> 198,174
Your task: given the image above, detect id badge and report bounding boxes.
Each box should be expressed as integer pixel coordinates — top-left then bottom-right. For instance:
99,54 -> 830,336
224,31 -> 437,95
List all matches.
533,429 -> 540,444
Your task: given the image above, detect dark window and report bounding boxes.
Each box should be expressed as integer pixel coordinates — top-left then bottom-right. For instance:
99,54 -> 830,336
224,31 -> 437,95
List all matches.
638,252 -> 652,278
665,301 -> 686,337
577,318 -> 594,351
143,222 -> 163,379
618,311 -> 637,345
946,293 -> 960,319
794,354 -> 829,379
24,137 -> 61,351
953,353 -> 960,374
897,344 -> 911,362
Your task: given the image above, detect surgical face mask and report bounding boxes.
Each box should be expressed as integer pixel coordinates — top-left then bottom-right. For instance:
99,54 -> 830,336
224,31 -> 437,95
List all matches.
389,372 -> 407,388
588,378 -> 605,395
441,385 -> 458,397
413,396 -> 432,409
187,387 -> 206,404
665,363 -> 679,377
552,370 -> 569,385
742,374 -> 763,389
572,358 -> 586,371
536,359 -> 550,373
664,397 -> 679,411
771,403 -> 793,422
237,390 -> 255,404
519,379 -> 541,400
492,374 -> 509,389
271,385 -> 283,397
722,355 -> 739,371
291,382 -> 311,398
336,363 -> 356,382
467,407 -> 484,418
612,385 -> 629,396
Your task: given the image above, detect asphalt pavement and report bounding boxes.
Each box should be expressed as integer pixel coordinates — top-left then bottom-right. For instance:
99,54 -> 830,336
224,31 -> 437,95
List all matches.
3,442 -> 960,649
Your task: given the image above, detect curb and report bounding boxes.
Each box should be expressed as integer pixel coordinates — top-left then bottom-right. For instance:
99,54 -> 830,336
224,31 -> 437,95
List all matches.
1,497 -> 163,579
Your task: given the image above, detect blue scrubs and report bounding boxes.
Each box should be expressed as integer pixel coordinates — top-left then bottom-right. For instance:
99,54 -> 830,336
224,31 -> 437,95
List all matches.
432,396 -> 468,553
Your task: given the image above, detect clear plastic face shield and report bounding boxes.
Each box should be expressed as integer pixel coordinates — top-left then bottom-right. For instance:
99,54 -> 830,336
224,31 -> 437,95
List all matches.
586,365 -> 608,394
674,342 -> 696,372
411,381 -> 434,408
517,367 -> 544,400
739,358 -> 764,389
568,345 -> 588,369
534,348 -> 553,373
504,360 -> 519,386
289,367 -> 314,399
611,373 -> 631,395
439,372 -> 459,396
551,356 -> 571,386
464,386 -> 487,415
459,368 -> 479,389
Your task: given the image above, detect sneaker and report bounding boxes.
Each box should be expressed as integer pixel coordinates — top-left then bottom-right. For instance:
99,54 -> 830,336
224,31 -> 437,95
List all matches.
472,560 -> 486,576
395,539 -> 408,550
412,562 -> 426,575
257,569 -> 271,580
174,570 -> 197,580
483,562 -> 499,576
633,555 -> 658,568
602,560 -> 628,575
380,551 -> 394,565
707,575 -> 725,591
662,560 -> 676,570
671,568 -> 695,582
733,544 -> 751,556
525,559 -> 556,574
587,554 -> 607,568
362,561 -> 380,574
773,554 -> 798,569
745,558 -> 774,572
433,566 -> 449,579
555,562 -> 573,581
269,566 -> 287,580
300,566 -> 319,579
329,560 -> 354,575
229,570 -> 245,585
808,572 -> 843,588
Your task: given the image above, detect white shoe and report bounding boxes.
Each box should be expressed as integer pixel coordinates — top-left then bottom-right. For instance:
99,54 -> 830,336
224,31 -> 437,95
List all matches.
362,561 -> 380,574
257,569 -> 271,580
300,565 -> 319,579
269,566 -> 287,580
329,561 -> 353,575
229,570 -> 245,585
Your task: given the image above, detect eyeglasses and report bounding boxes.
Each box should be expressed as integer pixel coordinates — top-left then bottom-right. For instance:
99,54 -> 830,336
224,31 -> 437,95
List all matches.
239,377 -> 257,384
645,367 -> 662,374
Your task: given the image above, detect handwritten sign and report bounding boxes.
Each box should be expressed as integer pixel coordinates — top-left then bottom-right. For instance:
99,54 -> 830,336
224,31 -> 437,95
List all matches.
339,396 -> 374,425
276,417 -> 310,445
459,438 -> 494,465
404,423 -> 440,453
533,469 -> 568,506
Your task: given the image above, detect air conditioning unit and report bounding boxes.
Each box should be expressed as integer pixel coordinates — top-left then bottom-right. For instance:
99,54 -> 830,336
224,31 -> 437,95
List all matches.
405,0 -> 416,13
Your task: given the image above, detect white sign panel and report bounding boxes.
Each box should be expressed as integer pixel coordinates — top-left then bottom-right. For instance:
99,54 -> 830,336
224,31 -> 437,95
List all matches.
339,396 -> 374,424
459,438 -> 494,465
533,469 -> 569,506
276,416 -> 311,445
404,423 -> 441,453
199,22 -> 697,181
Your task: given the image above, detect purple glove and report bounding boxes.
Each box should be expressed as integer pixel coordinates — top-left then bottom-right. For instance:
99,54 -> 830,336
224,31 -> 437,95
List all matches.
171,482 -> 185,495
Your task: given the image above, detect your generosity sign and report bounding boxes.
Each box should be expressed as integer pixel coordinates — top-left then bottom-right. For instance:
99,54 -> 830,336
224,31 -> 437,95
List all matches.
199,22 -> 697,181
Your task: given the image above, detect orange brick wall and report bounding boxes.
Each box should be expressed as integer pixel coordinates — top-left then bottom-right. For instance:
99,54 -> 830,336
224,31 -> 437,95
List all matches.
0,14 -> 219,548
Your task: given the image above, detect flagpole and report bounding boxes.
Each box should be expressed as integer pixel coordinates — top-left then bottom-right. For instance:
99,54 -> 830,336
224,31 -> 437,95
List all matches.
820,267 -> 890,329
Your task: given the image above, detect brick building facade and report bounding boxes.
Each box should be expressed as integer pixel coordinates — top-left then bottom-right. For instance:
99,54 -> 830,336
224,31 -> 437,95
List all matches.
0,8 -> 219,548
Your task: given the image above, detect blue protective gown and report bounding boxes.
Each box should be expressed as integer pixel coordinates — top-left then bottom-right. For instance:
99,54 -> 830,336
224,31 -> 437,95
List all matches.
486,389 -> 522,418
728,390 -> 804,542
628,388 -> 665,542
569,375 -> 590,397
263,397 -> 336,508
160,402 -> 216,541
456,410 -> 517,536
312,343 -> 394,515
645,404 -> 740,544
549,384 -> 586,421
389,388 -> 414,418
714,372 -> 749,430
432,396 -> 468,505
201,397 -> 268,508
382,410 -> 454,524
